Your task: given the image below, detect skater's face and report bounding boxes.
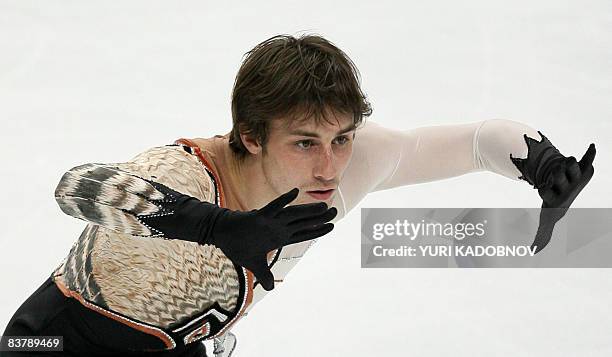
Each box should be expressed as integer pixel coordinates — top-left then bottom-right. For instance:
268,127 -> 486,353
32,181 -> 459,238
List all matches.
260,112 -> 355,205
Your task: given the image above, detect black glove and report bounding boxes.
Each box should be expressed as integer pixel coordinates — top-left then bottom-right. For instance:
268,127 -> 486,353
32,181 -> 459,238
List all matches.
139,184 -> 337,290
510,132 -> 596,253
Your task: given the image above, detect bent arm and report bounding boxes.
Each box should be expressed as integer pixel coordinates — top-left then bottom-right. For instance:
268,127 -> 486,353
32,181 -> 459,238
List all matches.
54,144 -> 217,239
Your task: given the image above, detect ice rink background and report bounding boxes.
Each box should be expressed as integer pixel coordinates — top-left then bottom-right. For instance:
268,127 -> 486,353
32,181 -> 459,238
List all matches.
1,0 -> 611,356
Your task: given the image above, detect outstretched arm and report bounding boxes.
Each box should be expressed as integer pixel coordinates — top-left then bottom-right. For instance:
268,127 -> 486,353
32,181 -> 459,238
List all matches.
363,119 -> 545,191
345,119 -> 595,251
341,119 -> 532,209
351,119 -> 592,191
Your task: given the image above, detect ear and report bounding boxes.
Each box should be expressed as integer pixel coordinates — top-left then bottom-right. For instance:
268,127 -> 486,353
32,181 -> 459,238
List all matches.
240,132 -> 263,155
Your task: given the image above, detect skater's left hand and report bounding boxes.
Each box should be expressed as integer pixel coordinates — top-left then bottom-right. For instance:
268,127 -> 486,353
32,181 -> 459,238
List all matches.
532,144 -> 596,253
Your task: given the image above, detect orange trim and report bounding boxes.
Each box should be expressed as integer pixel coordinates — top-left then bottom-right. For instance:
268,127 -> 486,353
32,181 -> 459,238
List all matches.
243,266 -> 254,309
185,322 -> 210,344
174,137 -> 255,335
174,138 -> 226,208
53,278 -> 175,349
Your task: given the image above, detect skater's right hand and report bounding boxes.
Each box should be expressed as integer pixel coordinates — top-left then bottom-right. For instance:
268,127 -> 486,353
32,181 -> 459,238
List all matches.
209,188 -> 337,291
140,185 -> 337,291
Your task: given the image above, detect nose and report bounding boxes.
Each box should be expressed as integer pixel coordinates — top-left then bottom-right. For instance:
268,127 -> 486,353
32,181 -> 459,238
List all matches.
313,146 -> 336,182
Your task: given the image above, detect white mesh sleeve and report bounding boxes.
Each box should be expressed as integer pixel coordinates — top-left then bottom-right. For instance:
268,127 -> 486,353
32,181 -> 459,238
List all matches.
337,119 -> 542,212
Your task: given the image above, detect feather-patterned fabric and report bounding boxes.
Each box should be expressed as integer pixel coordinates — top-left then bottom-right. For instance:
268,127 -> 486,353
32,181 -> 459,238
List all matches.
55,160 -> 174,236
51,145 -> 242,344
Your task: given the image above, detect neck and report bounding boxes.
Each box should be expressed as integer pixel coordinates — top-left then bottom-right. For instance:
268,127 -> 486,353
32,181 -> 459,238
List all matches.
226,149 -> 269,211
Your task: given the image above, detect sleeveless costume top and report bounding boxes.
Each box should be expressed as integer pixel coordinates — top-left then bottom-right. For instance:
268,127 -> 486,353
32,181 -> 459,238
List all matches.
52,141 -> 254,351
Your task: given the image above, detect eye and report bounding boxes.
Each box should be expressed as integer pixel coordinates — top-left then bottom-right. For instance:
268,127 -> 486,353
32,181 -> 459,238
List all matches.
333,135 -> 351,145
296,140 -> 313,149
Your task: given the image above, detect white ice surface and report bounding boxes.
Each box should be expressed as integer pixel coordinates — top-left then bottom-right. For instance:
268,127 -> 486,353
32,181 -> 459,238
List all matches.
1,1 -> 611,356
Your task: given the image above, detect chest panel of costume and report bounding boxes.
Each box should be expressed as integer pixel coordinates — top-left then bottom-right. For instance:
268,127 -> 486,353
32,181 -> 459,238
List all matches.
51,145 -> 252,350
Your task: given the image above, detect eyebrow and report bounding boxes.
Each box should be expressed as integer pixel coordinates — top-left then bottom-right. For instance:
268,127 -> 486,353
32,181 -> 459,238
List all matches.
288,124 -> 357,138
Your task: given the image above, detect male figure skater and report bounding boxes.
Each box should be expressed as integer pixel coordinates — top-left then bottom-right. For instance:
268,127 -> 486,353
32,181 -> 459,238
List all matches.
2,34 -> 595,357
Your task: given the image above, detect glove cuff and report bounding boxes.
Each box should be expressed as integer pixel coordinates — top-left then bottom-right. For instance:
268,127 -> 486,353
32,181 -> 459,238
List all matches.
510,131 -> 565,189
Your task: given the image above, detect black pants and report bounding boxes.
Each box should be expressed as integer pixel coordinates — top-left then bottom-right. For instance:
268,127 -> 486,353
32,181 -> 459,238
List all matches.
1,275 -> 207,357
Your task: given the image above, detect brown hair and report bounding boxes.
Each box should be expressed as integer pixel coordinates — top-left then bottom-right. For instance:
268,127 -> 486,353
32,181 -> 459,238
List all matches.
229,34 -> 372,160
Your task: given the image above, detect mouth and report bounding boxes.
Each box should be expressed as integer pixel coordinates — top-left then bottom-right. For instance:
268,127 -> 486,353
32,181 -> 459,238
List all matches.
306,189 -> 335,200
